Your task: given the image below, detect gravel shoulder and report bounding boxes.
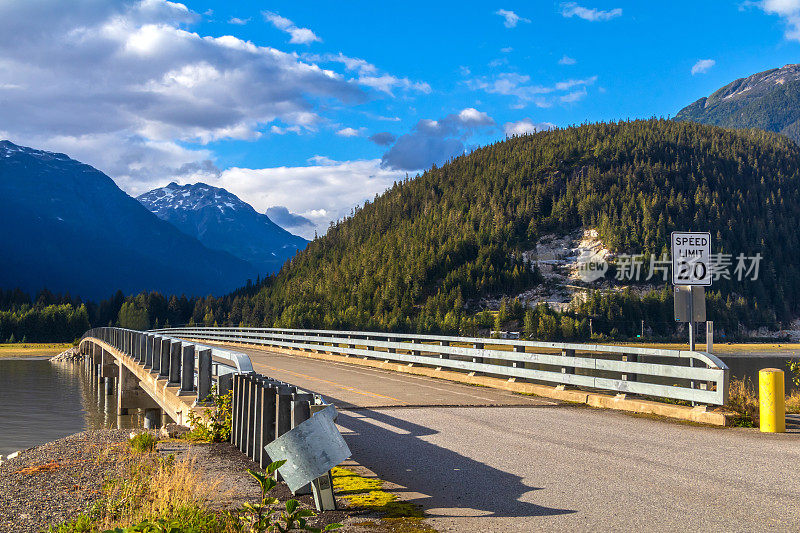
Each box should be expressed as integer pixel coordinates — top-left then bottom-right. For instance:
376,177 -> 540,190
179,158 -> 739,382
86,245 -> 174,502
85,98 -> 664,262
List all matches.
0,429 -> 413,533
0,429 -> 130,533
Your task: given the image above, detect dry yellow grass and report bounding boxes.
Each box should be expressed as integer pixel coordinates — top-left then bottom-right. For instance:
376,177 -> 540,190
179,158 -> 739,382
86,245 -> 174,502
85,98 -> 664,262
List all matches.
727,378 -> 760,423
0,342 -> 72,358
99,451 -> 218,529
726,377 -> 800,423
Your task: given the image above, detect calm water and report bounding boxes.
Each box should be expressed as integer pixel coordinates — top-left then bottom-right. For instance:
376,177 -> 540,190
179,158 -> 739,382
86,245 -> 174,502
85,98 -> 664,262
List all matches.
0,358 -> 142,457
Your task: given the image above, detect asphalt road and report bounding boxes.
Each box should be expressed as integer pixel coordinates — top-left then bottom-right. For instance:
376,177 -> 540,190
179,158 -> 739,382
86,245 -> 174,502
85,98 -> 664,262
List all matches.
232,345 -> 800,532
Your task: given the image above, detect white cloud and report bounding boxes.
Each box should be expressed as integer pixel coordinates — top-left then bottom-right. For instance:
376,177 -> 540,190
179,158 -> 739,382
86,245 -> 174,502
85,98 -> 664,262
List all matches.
560,87 -> 588,103
212,158 -> 402,238
503,119 -> 555,136
501,47 -> 513,53
263,11 -> 321,44
757,0 -> 800,40
559,55 -> 577,65
304,52 -> 430,96
468,73 -> 598,107
560,2 -> 622,21
0,0 -> 369,191
358,75 -> 431,96
336,127 -> 361,137
228,17 -> 250,25
458,108 -> 493,124
691,59 -> 716,75
495,9 -> 530,28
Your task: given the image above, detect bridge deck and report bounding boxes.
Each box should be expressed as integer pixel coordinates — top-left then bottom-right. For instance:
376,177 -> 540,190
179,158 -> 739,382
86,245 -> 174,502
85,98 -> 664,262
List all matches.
237,346 -> 556,409
207,341 -> 800,532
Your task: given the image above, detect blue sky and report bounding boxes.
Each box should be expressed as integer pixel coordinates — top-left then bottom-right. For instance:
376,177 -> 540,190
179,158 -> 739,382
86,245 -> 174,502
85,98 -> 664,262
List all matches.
1,1 -> 800,237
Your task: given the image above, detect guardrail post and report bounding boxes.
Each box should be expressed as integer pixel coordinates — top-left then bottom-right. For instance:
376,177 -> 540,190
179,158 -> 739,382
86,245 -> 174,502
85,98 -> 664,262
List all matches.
276,385 -> 295,438
159,339 -> 171,379
561,348 -> 575,376
411,339 -> 421,356
250,378 -> 264,462
151,336 -> 161,373
241,375 -> 253,451
197,348 -> 212,402
621,354 -> 638,382
440,340 -> 450,359
169,341 -> 181,385
472,342 -> 484,364
513,345 -> 525,369
181,345 -> 195,392
290,392 -> 314,495
217,373 -> 233,397
231,374 -> 241,447
243,375 -> 254,457
142,334 -> 151,368
259,382 -> 277,468
274,385 -> 295,480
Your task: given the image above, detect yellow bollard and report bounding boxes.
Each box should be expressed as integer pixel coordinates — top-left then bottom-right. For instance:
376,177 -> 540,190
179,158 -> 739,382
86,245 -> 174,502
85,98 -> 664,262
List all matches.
759,368 -> 786,433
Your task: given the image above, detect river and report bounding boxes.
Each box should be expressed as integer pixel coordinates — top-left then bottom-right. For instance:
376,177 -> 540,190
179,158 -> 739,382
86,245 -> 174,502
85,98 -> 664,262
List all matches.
0,358 -> 142,457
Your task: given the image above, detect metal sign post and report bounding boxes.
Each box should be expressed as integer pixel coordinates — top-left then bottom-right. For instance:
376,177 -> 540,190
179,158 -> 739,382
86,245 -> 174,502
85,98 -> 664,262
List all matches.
672,232 -> 712,352
706,321 -> 713,353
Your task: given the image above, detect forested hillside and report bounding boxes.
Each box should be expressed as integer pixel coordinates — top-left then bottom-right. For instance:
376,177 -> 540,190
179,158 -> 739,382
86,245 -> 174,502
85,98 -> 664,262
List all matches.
675,63 -> 800,144
223,119 -> 800,336
7,119 -> 800,341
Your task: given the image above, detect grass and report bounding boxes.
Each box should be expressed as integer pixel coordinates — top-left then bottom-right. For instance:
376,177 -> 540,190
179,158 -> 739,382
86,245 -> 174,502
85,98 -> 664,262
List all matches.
52,444 -> 221,532
128,432 -> 158,453
725,377 -> 800,427
331,467 -> 435,532
0,342 -> 72,357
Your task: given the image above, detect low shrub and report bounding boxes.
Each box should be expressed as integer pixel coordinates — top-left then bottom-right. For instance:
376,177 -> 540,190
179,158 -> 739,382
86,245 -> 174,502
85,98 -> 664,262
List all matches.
186,388 -> 232,443
128,433 -> 157,453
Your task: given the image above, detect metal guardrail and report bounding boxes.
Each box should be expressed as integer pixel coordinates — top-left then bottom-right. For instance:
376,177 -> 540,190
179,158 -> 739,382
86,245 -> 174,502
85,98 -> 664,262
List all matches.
82,327 -> 341,509
153,326 -> 730,405
82,327 -> 254,401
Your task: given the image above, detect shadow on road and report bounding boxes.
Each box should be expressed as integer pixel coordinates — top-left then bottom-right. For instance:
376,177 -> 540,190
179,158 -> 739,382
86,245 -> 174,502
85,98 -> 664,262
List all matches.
337,408 -> 576,519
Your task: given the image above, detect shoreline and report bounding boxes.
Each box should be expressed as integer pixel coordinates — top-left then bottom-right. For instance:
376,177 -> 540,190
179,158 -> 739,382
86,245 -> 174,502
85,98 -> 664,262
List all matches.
0,429 -> 387,533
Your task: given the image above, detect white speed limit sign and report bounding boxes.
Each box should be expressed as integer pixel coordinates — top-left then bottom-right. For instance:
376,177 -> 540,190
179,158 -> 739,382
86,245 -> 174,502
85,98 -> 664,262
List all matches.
671,231 -> 711,286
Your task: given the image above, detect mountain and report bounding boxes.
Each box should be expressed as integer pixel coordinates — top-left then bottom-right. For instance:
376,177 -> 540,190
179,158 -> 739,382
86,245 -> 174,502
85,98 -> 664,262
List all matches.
137,182 -> 307,275
675,63 -> 800,143
0,140 -> 256,299
186,119 -> 800,337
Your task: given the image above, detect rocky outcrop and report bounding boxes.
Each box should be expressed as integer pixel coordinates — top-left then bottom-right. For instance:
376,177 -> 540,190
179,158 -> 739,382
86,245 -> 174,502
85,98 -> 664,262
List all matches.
50,347 -> 82,362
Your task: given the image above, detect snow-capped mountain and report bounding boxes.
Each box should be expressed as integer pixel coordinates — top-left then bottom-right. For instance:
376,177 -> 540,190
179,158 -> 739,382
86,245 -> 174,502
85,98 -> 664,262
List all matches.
676,63 -> 800,143
137,182 -> 307,275
0,140 -> 255,299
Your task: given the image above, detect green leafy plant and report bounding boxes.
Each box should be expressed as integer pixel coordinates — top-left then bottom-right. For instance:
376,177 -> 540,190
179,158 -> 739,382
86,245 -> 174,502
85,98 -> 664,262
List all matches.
186,388 -> 232,443
129,432 -> 157,453
231,461 -> 341,533
788,360 -> 800,388
103,518 -> 183,533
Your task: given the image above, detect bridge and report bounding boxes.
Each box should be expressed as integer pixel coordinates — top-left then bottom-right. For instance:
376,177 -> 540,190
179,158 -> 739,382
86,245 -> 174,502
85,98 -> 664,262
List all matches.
79,326 -> 800,531
79,328 -> 254,428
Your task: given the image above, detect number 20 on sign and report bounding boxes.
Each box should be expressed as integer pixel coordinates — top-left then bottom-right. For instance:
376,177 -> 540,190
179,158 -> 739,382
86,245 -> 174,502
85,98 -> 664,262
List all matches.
671,231 -> 712,286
